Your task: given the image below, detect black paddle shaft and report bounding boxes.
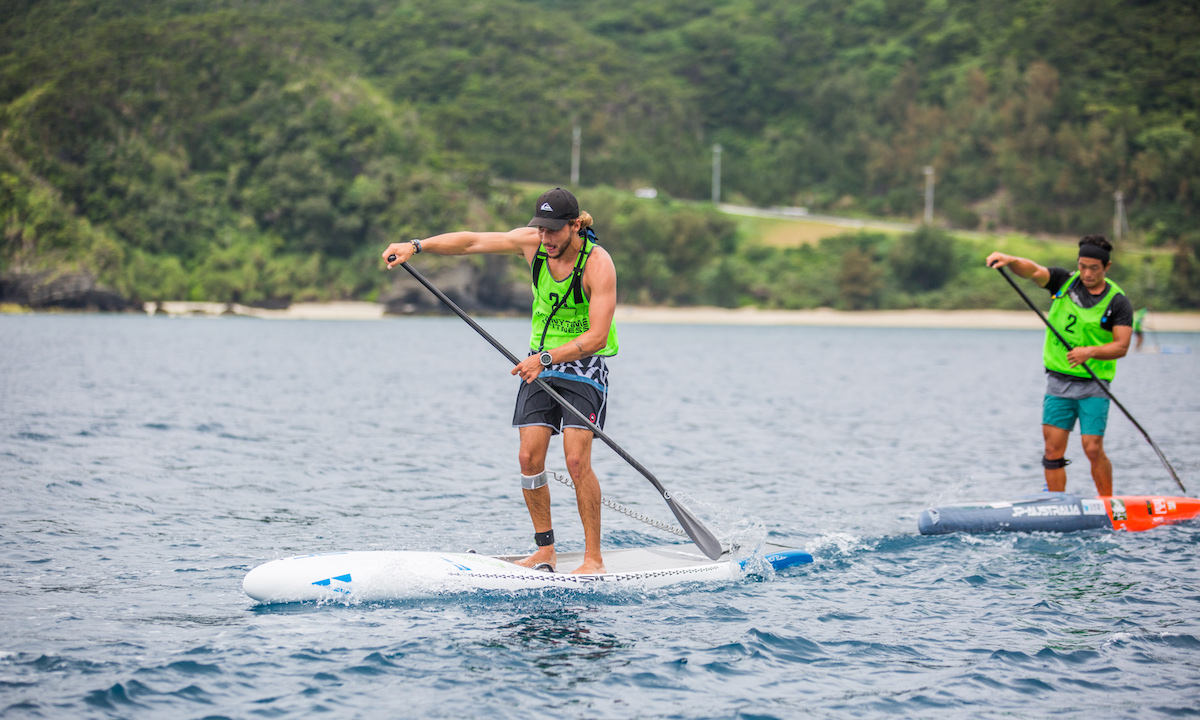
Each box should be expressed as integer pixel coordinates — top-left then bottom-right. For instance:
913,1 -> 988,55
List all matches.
995,265 -> 1186,492
391,257 -> 725,559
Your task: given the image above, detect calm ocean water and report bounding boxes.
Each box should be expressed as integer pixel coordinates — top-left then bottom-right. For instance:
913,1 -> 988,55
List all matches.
2,314 -> 1199,719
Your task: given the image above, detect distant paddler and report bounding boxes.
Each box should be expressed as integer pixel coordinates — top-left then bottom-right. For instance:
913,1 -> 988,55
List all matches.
383,188 -> 618,574
1132,307 -> 1149,351
986,236 -> 1133,496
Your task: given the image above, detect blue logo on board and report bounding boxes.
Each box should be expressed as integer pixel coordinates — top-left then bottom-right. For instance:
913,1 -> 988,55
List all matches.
312,573 -> 353,594
442,557 -> 472,572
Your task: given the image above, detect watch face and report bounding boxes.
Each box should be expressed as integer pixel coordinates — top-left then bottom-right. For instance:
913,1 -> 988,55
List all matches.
540,352 -> 553,366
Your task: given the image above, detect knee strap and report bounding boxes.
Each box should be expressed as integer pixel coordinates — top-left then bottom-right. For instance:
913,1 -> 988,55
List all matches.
521,471 -> 548,490
1042,456 -> 1071,470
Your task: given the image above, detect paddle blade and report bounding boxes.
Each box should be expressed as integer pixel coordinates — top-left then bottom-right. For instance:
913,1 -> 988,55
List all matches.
666,497 -> 724,560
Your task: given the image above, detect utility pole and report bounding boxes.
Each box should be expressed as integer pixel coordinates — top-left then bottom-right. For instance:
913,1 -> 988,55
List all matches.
712,144 -> 722,205
923,166 -> 935,224
1113,190 -> 1129,241
571,125 -> 581,186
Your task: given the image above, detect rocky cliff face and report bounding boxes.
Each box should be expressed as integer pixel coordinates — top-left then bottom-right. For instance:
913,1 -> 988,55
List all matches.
379,255 -> 533,316
0,270 -> 130,311
0,256 -> 533,315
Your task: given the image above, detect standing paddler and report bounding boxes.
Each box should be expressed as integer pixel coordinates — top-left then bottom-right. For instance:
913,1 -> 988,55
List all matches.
1132,307 -> 1149,351
383,188 -> 618,574
986,236 -> 1133,496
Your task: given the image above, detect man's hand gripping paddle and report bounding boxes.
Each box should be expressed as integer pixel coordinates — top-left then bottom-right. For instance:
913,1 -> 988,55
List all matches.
389,256 -> 725,559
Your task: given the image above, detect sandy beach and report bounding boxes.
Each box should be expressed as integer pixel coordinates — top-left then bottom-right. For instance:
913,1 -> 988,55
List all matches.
138,300 -> 1200,331
615,306 -> 1200,331
146,301 -> 388,321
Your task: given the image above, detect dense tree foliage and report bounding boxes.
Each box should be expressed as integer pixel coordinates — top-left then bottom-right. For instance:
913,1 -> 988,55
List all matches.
0,0 -> 1196,309
539,0 -> 1199,238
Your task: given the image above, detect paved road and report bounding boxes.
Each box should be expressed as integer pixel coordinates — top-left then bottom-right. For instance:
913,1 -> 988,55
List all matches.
717,203 -> 917,233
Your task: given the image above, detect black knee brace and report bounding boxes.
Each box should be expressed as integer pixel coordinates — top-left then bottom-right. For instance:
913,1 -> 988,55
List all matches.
1042,456 -> 1071,470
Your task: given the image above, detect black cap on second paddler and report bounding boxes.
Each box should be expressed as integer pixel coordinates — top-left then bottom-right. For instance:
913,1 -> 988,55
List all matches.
528,187 -> 579,230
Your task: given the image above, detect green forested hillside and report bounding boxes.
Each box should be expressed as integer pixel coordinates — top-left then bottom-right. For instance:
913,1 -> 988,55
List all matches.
1,0 -> 1197,310
0,7 -> 474,304
529,0 -> 1200,231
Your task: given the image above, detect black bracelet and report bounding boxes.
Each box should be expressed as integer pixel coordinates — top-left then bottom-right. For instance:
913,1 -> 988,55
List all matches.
411,238 -> 422,254
534,529 -> 554,547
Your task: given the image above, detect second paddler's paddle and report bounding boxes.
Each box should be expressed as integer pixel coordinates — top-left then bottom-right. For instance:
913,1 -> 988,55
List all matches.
995,265 -> 1186,493
390,257 -> 725,560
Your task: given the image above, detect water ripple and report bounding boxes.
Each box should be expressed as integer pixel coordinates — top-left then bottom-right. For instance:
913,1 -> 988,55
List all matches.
2,317 -> 1198,718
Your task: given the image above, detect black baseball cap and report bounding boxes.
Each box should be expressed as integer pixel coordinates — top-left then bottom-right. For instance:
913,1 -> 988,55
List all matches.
527,188 -> 579,230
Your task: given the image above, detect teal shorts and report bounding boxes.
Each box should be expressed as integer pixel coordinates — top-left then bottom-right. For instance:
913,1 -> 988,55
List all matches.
1043,394 -> 1110,436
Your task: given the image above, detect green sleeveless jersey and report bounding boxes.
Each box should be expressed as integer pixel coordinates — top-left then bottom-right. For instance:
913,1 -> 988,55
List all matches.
1042,272 -> 1125,381
1132,307 -> 1148,332
528,234 -> 619,356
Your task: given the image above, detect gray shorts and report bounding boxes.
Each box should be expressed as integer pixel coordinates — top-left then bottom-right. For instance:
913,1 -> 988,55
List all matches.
1045,371 -> 1108,400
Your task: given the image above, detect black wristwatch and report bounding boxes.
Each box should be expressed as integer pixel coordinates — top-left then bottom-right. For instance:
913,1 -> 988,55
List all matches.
538,351 -> 553,367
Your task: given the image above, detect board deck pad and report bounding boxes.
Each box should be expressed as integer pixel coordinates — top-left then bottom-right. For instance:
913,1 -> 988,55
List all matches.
918,493 -> 1200,535
244,543 -> 813,604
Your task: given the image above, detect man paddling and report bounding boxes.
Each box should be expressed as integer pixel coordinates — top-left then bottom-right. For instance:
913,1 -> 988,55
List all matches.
986,236 -> 1133,496
383,188 -> 617,574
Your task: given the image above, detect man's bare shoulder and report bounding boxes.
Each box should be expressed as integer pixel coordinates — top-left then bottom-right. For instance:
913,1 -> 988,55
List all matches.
586,243 -> 615,268
582,243 -> 617,300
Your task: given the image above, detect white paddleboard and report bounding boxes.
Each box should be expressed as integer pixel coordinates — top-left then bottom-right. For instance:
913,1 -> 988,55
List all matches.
243,544 -> 812,603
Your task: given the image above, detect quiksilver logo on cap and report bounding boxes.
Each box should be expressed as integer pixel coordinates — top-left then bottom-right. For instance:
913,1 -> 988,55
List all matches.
540,203 -> 553,212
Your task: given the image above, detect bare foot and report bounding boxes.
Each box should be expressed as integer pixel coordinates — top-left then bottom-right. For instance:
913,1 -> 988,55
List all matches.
514,546 -> 556,571
570,558 -> 605,575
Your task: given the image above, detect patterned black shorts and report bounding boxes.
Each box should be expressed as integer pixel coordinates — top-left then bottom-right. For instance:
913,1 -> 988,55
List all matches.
512,355 -> 610,434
